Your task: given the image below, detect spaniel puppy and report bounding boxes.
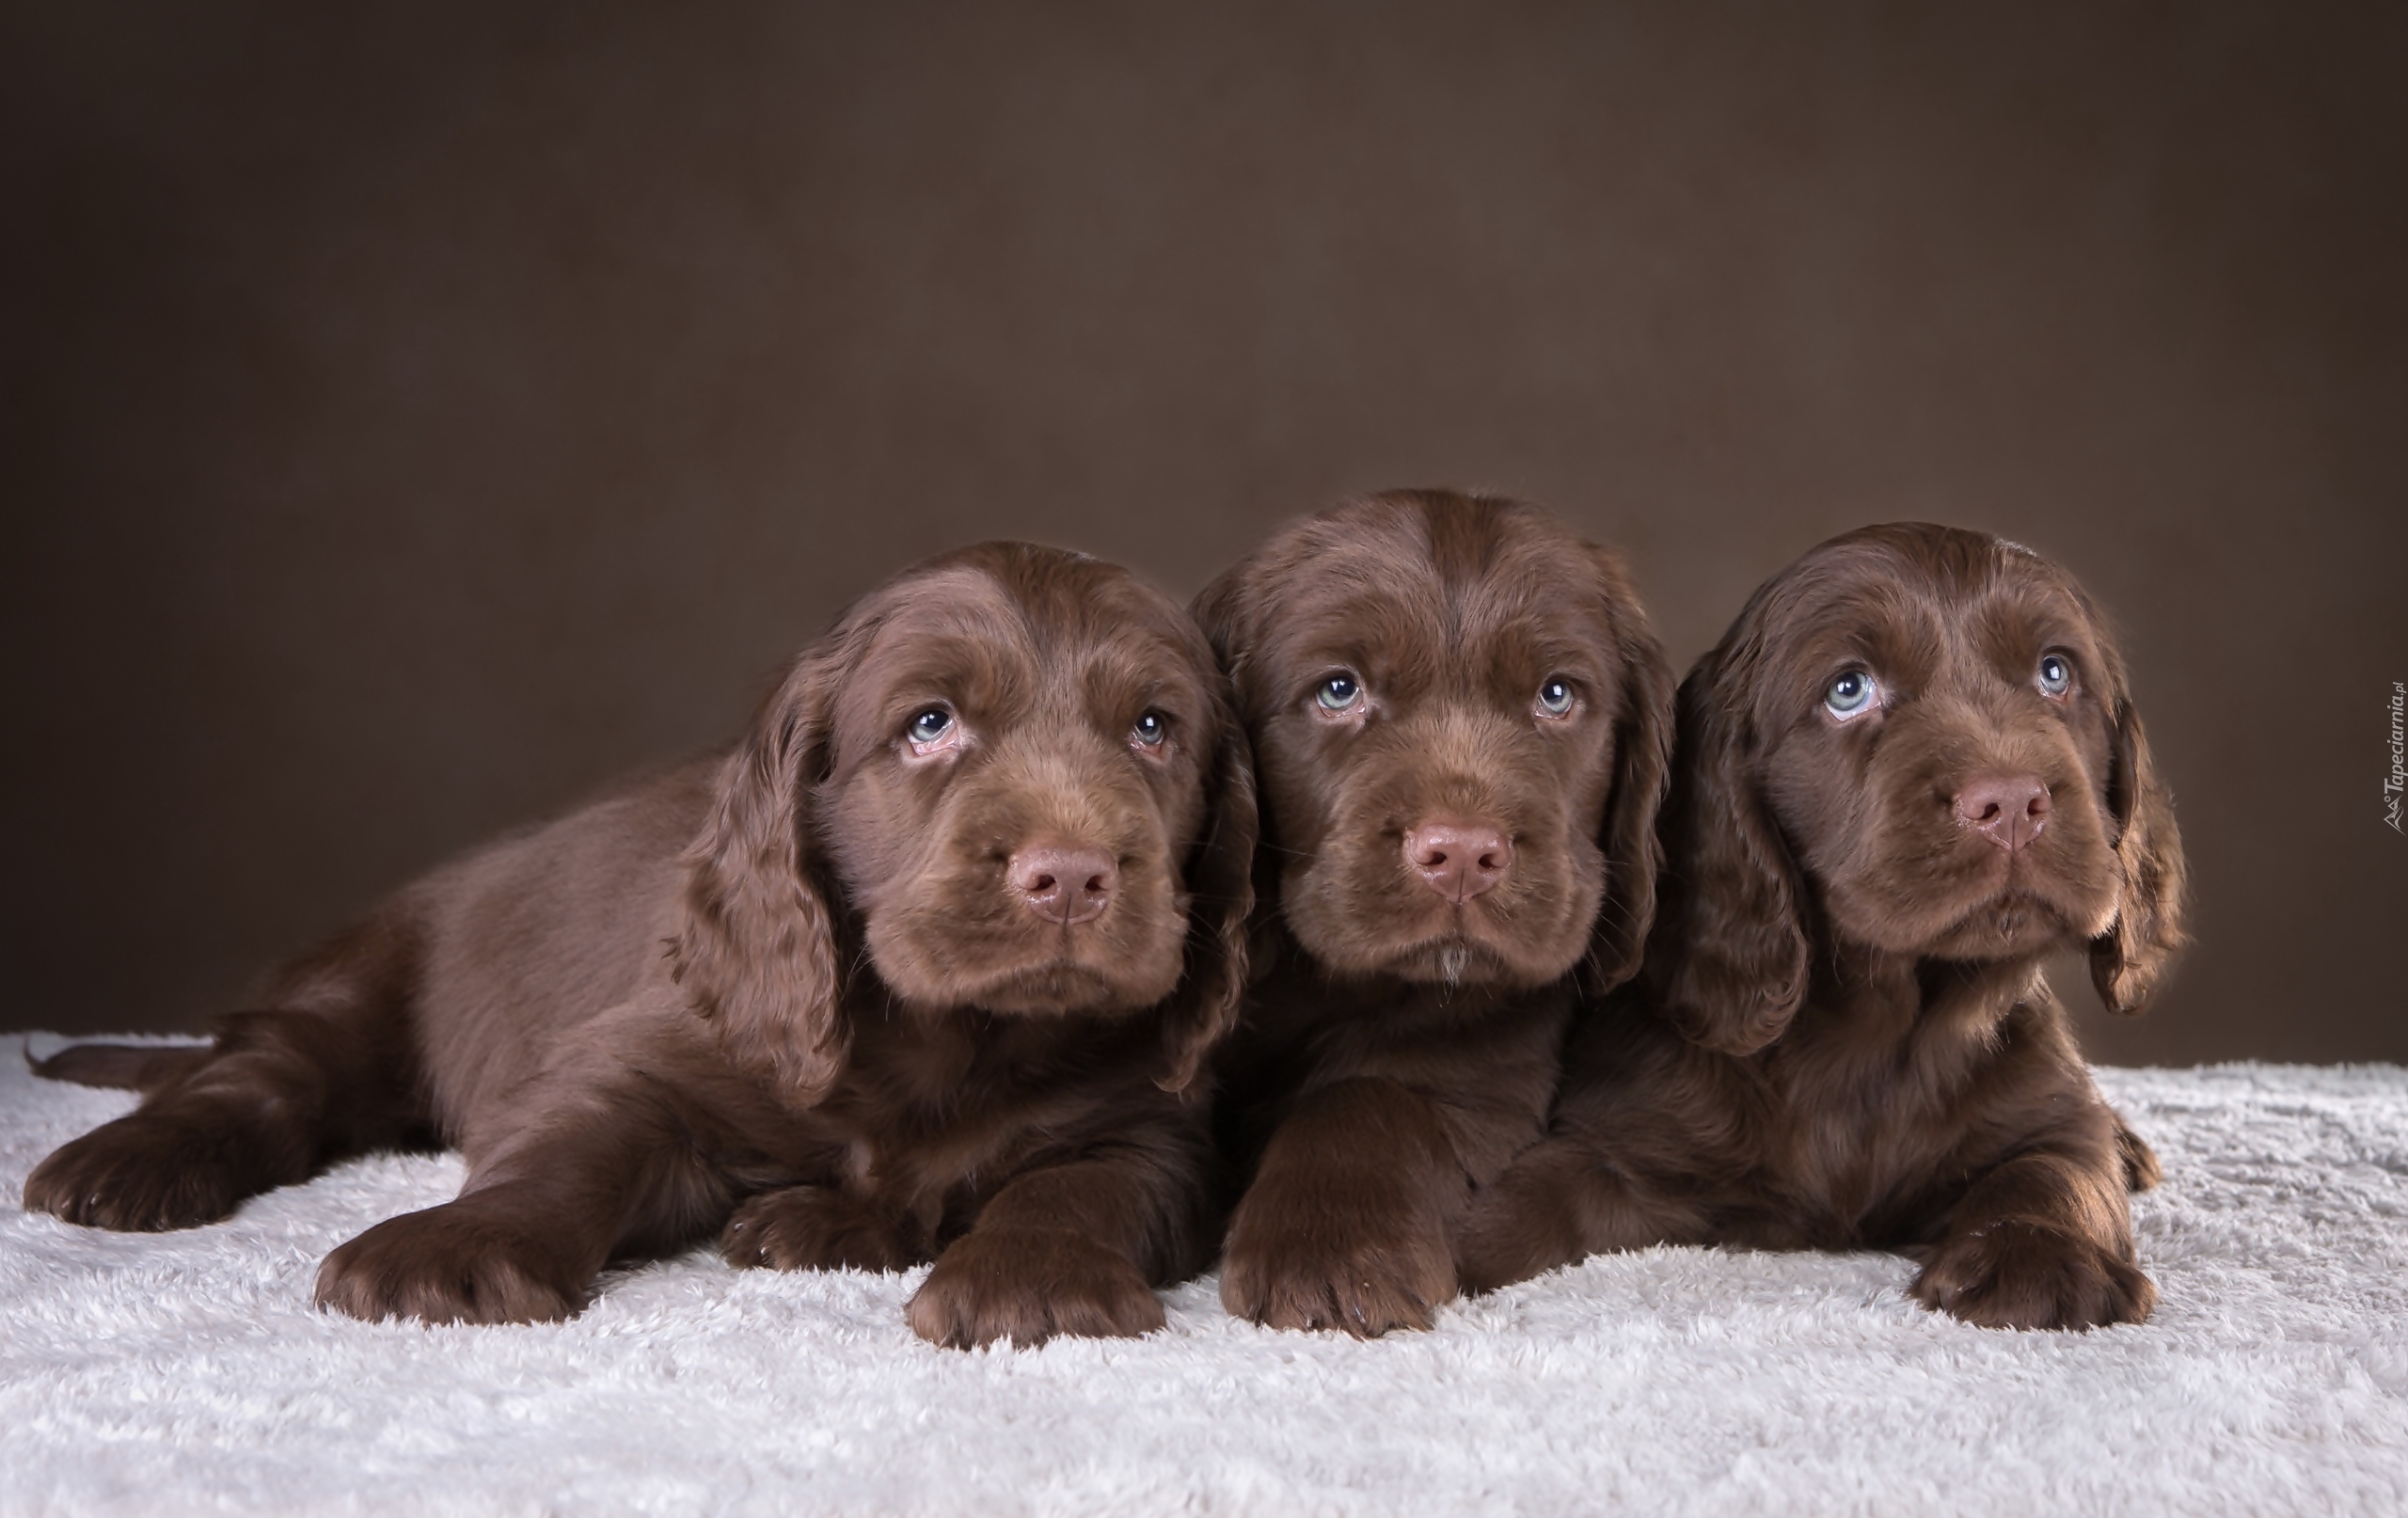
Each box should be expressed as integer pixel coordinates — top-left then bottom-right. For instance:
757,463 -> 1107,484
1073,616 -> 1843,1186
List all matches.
1197,490 -> 1673,1336
25,544 -> 1255,1348
1459,523 -> 2186,1330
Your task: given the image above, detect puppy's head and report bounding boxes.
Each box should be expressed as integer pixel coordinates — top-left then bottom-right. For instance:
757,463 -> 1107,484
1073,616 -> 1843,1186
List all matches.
674,543 -> 1256,1101
1197,490 -> 1673,994
1654,523 -> 2188,1055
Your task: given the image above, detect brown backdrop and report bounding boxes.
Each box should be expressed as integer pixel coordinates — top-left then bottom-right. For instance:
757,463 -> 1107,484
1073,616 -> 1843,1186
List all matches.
5,3 -> 2402,1063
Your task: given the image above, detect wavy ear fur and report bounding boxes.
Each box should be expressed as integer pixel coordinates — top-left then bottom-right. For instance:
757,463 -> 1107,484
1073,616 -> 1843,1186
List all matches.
673,646 -> 849,1104
1156,717 -> 1259,1094
2089,698 -> 2188,1015
1189,565 -> 1290,986
1647,659 -> 1811,1056
1189,564 -> 1251,704
1584,552 -> 1678,995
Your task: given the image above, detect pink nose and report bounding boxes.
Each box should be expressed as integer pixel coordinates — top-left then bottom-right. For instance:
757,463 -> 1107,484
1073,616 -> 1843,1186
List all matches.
1953,773 -> 2052,852
1007,845 -> 1118,925
1404,819 -> 1513,902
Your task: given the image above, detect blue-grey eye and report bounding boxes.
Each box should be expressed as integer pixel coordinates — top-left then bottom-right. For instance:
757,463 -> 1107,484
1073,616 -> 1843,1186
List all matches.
1537,678 -> 1576,717
1132,711 -> 1168,747
1825,670 -> 1877,718
1316,673 -> 1363,712
2036,655 -> 2073,697
908,707 -> 953,744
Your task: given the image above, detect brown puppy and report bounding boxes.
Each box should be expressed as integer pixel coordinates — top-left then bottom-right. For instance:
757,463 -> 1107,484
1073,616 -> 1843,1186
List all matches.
1197,490 -> 1673,1336
1460,523 -> 2186,1330
24,543 -> 1255,1348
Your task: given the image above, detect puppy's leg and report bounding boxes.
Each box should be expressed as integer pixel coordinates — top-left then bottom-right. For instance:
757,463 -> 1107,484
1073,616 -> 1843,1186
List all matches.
721,1186 -> 927,1273
1454,1135 -> 1707,1294
24,920 -> 427,1231
315,1168 -> 631,1326
314,1052 -> 737,1326
908,1137 -> 1210,1350
1911,1127 -> 2153,1331
1218,1076 -> 1486,1338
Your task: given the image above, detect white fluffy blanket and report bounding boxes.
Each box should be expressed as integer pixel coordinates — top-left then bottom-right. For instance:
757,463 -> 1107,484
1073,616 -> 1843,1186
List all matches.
5,1040 -> 2405,1517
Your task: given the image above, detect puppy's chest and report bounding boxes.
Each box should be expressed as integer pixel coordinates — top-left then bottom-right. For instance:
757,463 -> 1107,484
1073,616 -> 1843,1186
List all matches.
1770,1092 -> 1941,1235
827,1093 -> 1075,1203
796,1037 -> 1129,1209
1756,1055 -> 1991,1243
1748,988 -> 2029,1241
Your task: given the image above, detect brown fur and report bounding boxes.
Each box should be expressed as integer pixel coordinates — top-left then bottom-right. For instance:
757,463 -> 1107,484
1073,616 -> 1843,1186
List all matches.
1197,490 -> 1674,1336
23,543 -> 1256,1348
1459,524 -> 2187,1330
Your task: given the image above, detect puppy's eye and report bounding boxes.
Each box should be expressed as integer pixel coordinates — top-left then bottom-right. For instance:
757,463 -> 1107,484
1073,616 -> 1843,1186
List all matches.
1131,711 -> 1168,748
2036,654 -> 2073,698
907,707 -> 954,745
1316,673 -> 1364,713
1824,670 -> 1878,720
1536,677 -> 1576,718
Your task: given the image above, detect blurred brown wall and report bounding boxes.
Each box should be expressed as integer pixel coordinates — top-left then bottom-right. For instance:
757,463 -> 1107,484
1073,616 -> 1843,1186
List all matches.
3,3 -> 2401,1063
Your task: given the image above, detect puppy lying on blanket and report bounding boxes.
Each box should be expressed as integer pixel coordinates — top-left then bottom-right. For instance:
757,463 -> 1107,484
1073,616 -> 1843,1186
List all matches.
25,544 -> 1256,1348
1199,490 -> 1673,1336
1460,524 -> 2184,1330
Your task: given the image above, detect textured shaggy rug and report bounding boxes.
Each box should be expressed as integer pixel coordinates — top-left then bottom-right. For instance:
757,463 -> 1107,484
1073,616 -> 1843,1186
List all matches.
4,1040 -> 2406,1517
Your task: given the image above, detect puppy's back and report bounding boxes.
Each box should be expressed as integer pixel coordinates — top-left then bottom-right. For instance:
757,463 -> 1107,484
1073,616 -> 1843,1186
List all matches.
381,757 -> 721,1127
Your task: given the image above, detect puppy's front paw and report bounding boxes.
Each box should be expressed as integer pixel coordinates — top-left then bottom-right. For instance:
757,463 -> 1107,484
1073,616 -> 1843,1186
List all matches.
1911,1221 -> 2155,1331
1220,1180 -> 1455,1337
1454,1144 -> 1600,1296
1455,1188 -> 1580,1298
23,1114 -> 277,1232
315,1203 -> 585,1326
906,1227 -> 1164,1350
721,1186 -> 924,1273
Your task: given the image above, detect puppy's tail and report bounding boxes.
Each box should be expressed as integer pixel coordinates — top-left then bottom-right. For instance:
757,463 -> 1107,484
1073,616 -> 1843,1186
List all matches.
24,1039 -> 211,1093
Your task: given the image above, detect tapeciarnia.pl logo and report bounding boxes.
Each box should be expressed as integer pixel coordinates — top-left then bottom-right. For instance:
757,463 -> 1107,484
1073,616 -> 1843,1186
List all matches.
2387,681 -> 2405,833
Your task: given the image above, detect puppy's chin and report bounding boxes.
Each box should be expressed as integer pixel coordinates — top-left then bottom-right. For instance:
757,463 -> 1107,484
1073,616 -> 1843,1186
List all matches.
1943,884 -> 2107,958
1283,856 -> 1599,990
1830,824 -> 2124,965
1865,887 -> 2089,963
864,883 -> 1190,1018
889,954 -> 1178,1018
968,961 -> 1156,1016
1307,928 -> 1575,991
1383,935 -> 1520,988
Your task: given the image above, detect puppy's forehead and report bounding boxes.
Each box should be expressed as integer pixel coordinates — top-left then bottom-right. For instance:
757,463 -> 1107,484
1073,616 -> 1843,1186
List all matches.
865,563 -> 1034,650
851,553 -> 1210,708
1247,498 -> 1621,673
1757,543 -> 1947,662
1961,546 -> 2106,657
1752,527 -> 2106,684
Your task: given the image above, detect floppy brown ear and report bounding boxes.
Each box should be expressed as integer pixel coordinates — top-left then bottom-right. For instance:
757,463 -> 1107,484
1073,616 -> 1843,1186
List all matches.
1189,565 -> 1251,688
1190,565 -> 1290,984
673,646 -> 849,1104
1647,662 -> 1811,1055
2089,698 -> 2188,1016
1584,575 -> 1677,994
1157,716 -> 1259,1095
